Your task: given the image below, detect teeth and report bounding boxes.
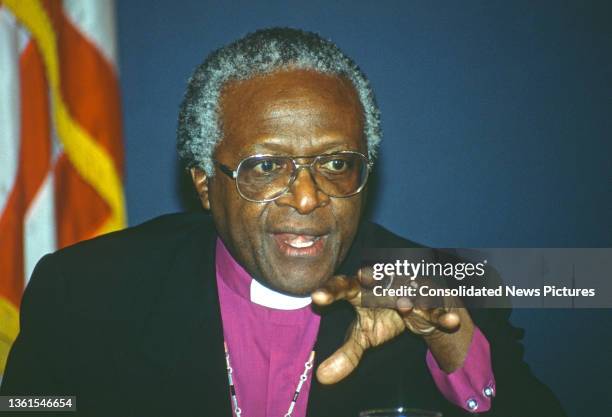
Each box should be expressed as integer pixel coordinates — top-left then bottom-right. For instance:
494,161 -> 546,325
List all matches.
288,240 -> 315,248
285,236 -> 318,248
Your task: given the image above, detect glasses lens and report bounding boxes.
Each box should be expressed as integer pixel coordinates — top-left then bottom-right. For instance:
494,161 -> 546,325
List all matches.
236,156 -> 293,201
313,153 -> 368,197
234,153 -> 369,202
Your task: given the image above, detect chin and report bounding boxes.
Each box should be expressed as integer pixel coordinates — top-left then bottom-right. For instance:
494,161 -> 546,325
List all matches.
256,233 -> 339,295
266,266 -> 334,296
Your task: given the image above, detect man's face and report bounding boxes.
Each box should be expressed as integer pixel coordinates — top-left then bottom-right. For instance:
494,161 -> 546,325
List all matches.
193,69 -> 367,295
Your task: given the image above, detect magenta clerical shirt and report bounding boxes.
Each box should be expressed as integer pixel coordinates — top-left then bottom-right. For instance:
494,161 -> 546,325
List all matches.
216,238 -> 320,417
215,238 -> 496,416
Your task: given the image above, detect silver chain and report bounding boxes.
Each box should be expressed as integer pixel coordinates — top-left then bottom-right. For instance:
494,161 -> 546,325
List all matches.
223,341 -> 315,417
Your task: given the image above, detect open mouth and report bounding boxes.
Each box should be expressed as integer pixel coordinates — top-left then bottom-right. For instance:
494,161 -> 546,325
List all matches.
271,232 -> 328,257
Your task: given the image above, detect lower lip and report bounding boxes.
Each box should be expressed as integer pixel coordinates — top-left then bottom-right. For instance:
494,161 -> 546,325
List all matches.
271,234 -> 327,257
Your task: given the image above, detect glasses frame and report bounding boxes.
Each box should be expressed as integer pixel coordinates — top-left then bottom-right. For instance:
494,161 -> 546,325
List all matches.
215,150 -> 372,203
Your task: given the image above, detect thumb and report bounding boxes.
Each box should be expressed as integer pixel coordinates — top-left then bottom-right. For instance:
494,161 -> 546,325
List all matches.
316,330 -> 366,385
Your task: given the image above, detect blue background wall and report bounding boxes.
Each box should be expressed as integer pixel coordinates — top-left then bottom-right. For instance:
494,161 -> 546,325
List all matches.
116,1 -> 612,415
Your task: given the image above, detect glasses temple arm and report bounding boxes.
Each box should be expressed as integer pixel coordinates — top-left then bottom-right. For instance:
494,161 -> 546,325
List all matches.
216,161 -> 237,179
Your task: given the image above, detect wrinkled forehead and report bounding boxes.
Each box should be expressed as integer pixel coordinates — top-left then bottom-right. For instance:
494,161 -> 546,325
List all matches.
216,69 -> 366,157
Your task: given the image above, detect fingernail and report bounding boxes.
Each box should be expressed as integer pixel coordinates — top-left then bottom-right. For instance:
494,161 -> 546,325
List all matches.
396,297 -> 413,310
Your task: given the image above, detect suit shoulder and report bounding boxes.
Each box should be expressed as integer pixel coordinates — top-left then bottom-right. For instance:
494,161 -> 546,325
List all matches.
53,211 -> 213,263
22,211 -> 216,322
35,212 -> 214,307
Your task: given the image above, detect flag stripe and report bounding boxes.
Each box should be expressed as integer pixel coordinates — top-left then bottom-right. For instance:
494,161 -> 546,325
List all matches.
54,154 -> 111,247
0,297 -> 19,375
0,7 -> 21,215
3,0 -> 126,239
0,40 -> 52,309
53,0 -> 124,246
0,0 -> 126,376
55,3 -> 123,171
24,172 -> 57,286
0,38 -> 51,374
62,0 -> 118,68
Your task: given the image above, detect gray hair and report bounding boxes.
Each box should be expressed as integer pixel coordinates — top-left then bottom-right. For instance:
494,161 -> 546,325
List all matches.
177,27 -> 381,175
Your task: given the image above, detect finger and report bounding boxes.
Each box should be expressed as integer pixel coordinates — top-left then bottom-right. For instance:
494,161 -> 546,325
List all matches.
395,296 -> 414,314
357,266 -> 376,288
312,275 -> 361,306
434,310 -> 461,330
316,331 -> 365,385
398,310 -> 437,335
403,307 -> 461,334
396,301 -> 443,335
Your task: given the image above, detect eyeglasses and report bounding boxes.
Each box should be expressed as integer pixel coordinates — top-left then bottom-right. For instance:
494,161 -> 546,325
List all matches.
215,151 -> 371,203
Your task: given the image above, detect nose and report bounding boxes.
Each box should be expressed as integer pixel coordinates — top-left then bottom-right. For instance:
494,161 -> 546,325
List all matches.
274,167 -> 330,214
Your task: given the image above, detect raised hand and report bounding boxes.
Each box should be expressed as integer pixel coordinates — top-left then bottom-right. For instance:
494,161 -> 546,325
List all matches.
311,269 -> 474,384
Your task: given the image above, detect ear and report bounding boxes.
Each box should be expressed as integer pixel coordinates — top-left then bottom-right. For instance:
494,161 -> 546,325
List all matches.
190,168 -> 211,210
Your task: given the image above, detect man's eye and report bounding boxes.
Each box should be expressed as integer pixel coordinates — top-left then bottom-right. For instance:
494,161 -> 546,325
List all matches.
253,159 -> 280,173
322,159 -> 348,172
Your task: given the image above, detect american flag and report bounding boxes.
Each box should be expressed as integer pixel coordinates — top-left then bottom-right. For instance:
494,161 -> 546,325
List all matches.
0,0 -> 126,375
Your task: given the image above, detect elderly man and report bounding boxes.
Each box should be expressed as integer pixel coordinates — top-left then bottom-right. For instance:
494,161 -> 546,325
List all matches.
2,28 -> 565,417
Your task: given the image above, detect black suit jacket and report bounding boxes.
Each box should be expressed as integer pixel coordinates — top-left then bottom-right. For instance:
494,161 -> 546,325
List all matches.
1,212 -> 566,417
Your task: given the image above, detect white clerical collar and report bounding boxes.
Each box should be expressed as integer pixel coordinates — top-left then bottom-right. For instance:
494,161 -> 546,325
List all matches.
249,278 -> 312,310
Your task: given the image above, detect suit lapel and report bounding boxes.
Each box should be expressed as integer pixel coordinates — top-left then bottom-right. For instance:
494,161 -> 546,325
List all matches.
307,302 -> 356,417
137,221 -> 231,416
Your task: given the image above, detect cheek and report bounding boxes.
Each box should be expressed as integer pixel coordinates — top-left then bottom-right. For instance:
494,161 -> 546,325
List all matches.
210,176 -> 270,237
226,202 -> 268,252
236,206 -> 264,235
333,198 -> 363,242
210,180 -> 252,243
